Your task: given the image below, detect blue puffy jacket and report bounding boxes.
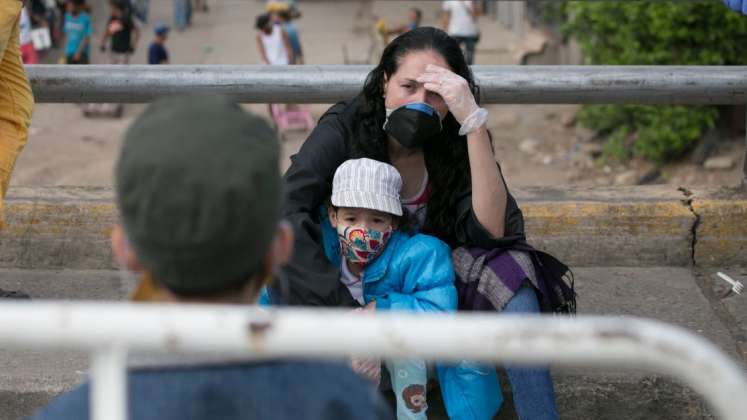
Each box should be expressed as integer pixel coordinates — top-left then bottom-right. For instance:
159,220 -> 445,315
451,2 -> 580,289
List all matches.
318,210 -> 503,420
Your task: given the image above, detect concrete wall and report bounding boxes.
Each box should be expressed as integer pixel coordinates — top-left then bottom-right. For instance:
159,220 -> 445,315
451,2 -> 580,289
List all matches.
2,185 -> 744,269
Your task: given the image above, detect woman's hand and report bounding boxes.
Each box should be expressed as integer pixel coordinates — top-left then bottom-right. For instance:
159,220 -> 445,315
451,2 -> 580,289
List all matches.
416,64 -> 479,124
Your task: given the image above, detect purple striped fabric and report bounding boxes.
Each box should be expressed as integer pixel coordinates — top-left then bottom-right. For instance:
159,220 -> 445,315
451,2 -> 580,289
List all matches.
452,247 -> 540,311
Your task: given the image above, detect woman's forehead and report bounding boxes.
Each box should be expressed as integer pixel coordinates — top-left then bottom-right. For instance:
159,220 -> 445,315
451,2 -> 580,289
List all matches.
392,50 -> 450,79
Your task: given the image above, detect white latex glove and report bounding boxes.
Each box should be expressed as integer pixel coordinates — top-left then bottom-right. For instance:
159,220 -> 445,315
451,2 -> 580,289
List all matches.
416,64 -> 479,124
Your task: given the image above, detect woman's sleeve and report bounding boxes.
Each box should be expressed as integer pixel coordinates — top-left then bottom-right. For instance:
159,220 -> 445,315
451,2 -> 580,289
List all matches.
453,163 -> 526,249
272,103 -> 359,307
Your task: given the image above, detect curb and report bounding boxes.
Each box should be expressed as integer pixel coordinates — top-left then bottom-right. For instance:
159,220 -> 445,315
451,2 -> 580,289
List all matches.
0,186 -> 745,269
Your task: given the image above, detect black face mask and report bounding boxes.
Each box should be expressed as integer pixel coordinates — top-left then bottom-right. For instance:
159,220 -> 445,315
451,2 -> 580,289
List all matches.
383,102 -> 443,149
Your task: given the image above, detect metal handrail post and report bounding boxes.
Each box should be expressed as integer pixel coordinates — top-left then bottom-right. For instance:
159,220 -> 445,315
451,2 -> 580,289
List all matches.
90,347 -> 126,420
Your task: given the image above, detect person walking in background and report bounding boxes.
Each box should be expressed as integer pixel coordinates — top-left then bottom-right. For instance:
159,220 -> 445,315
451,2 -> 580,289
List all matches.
147,23 -> 169,64
386,7 -> 422,38
173,0 -> 191,31
100,0 -> 139,65
275,8 -> 303,64
441,1 -> 479,65
19,7 -> 39,64
256,12 -> 293,121
95,0 -> 139,117
256,12 -> 291,66
63,0 -> 92,64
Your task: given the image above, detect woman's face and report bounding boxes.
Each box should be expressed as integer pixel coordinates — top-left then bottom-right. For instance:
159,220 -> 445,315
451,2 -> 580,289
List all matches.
384,50 -> 450,120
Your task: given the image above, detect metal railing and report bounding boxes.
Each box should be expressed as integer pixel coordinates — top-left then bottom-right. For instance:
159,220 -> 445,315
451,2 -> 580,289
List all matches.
25,65 -> 747,184
1,302 -> 745,420
27,65 -> 747,104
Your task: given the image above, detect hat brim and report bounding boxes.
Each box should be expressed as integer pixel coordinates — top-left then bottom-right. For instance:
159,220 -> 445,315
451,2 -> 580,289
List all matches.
331,190 -> 403,216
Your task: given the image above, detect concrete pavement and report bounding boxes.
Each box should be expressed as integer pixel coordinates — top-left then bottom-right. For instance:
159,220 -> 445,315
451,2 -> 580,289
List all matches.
0,266 -> 743,419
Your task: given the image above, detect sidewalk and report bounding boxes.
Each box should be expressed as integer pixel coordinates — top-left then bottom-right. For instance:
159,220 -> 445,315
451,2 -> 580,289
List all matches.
0,265 -> 743,419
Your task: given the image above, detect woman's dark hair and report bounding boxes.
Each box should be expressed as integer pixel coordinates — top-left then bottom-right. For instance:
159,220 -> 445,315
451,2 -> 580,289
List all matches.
352,26 -> 481,244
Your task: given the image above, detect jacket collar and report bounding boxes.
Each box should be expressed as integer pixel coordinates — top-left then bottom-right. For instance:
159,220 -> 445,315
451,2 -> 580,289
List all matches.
361,231 -> 406,283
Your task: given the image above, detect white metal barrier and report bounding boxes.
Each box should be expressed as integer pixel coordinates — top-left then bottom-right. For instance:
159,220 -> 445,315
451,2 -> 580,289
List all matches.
1,302 -> 745,420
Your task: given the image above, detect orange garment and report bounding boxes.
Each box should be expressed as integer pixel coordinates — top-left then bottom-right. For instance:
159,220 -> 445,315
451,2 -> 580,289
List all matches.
0,0 -> 34,227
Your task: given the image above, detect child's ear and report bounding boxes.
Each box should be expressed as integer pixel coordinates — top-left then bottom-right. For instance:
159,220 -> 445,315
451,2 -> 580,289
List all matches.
327,206 -> 338,228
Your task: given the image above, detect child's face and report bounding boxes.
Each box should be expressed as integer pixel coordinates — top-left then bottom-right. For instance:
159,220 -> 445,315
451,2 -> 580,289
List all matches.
330,207 -> 396,266
329,207 -> 395,232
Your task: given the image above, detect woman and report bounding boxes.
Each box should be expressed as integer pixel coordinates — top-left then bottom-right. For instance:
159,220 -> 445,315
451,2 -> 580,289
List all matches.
276,27 -> 571,420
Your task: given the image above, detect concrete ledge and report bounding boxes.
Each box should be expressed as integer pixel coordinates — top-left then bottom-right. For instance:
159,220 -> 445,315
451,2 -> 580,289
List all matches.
0,187 -> 115,270
1,185 -> 745,269
520,186 -> 694,266
689,187 -> 747,267
0,185 -> 696,269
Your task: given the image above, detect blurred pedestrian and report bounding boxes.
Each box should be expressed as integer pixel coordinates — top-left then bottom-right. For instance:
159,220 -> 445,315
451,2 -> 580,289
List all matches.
386,7 -> 421,38
256,13 -> 291,66
173,0 -> 192,31
63,0 -> 92,64
100,0 -> 139,64
96,0 -> 139,117
275,8 -> 302,64
441,0 -> 479,64
19,7 -> 39,64
147,23 -> 169,64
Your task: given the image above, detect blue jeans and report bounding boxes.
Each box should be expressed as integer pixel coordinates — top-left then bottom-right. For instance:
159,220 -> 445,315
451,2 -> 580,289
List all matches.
503,286 -> 560,420
452,35 -> 478,65
173,0 -> 191,30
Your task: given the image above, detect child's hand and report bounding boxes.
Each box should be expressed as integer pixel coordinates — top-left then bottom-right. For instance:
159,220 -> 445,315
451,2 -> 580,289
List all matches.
350,356 -> 381,385
364,299 -> 376,311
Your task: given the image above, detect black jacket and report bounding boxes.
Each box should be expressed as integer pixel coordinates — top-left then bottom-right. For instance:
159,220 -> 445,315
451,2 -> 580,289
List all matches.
275,95 -> 529,307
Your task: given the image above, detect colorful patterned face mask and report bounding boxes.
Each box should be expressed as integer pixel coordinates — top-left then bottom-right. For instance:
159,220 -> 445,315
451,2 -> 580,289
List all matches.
337,225 -> 392,266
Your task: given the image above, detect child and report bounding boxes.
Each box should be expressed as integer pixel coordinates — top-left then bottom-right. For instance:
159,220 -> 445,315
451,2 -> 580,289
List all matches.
147,23 -> 169,65
322,158 -> 502,420
63,0 -> 92,64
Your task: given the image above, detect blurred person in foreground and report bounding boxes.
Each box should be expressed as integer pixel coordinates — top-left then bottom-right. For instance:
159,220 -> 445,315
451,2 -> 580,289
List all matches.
31,95 -> 392,420
0,0 -> 35,302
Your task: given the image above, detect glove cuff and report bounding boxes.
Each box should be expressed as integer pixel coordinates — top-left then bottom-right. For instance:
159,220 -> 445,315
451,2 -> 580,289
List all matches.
458,107 -> 488,136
